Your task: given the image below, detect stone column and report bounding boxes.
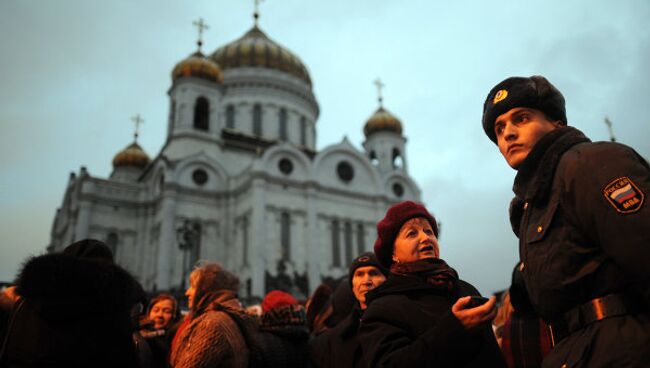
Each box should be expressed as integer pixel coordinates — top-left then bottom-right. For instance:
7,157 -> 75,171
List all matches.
306,186 -> 320,292
155,193 -> 177,291
74,201 -> 92,241
249,177 -> 267,297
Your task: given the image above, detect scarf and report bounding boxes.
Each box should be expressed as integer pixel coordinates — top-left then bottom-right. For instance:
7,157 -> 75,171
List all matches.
390,258 -> 459,292
513,126 -> 591,205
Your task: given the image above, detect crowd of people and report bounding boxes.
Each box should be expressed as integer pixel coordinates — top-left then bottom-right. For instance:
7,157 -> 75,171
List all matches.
1,75 -> 649,367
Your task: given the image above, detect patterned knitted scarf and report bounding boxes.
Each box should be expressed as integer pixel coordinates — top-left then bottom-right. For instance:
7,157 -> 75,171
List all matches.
390,258 -> 459,292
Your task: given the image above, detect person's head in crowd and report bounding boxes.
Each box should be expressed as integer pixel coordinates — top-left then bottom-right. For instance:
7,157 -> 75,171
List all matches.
374,201 -> 439,268
262,290 -> 298,313
305,283 -> 332,335
147,293 -> 179,330
260,290 -> 307,331
482,75 -> 565,169
63,238 -> 114,263
185,261 -> 239,316
348,252 -> 388,310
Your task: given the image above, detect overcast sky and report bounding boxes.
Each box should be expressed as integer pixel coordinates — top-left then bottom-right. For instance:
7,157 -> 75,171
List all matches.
1,0 -> 649,295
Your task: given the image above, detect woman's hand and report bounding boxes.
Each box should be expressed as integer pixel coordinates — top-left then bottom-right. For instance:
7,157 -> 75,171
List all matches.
451,296 -> 497,330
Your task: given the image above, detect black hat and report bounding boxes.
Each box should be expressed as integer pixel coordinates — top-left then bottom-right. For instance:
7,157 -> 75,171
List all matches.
482,75 -> 567,143
63,238 -> 114,263
349,252 -> 389,280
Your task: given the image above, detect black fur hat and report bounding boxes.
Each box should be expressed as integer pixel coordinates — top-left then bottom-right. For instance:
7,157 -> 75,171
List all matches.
482,75 -> 567,143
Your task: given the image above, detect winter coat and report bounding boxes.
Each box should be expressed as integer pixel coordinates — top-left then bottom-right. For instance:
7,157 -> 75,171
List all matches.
0,252 -> 142,368
509,127 -> 650,367
170,297 -> 251,368
256,304 -> 310,368
310,307 -> 366,368
358,273 -> 505,368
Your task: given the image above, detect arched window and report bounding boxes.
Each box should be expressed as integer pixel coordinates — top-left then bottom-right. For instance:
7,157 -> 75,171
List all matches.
253,104 -> 262,136
392,148 -> 404,169
106,232 -> 118,257
331,220 -> 340,267
357,223 -> 365,254
226,104 -> 235,129
193,97 -> 209,131
279,108 -> 288,141
169,100 -> 176,128
280,212 -> 291,260
344,222 -> 353,265
300,117 -> 307,146
369,150 -> 379,166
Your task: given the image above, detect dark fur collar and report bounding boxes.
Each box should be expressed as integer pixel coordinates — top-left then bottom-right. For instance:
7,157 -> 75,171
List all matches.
513,126 -> 590,205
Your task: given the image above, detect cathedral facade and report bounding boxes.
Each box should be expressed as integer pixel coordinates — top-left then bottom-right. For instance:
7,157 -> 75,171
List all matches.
48,21 -> 421,298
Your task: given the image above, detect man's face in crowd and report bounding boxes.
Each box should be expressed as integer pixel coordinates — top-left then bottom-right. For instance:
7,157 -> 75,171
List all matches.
494,107 -> 562,169
352,266 -> 387,310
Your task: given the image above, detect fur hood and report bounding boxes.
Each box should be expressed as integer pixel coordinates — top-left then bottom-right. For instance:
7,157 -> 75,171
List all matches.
15,252 -> 143,322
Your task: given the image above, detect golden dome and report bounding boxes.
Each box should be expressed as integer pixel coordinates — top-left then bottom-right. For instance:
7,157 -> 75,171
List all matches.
172,51 -> 224,84
210,26 -> 311,86
112,142 -> 150,169
363,107 -> 403,136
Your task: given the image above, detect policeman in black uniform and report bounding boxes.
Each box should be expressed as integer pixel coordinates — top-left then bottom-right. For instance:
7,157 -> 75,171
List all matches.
481,75 -> 650,367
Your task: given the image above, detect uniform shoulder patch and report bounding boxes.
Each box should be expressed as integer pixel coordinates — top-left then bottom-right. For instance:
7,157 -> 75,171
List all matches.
602,176 -> 644,214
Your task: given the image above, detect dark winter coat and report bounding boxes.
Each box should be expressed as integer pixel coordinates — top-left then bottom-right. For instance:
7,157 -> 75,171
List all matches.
256,304 -> 310,368
0,252 -> 142,368
358,273 -> 505,368
509,127 -> 650,367
310,307 -> 365,368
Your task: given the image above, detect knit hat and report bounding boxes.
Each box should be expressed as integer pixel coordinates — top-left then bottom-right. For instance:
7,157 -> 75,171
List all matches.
348,252 -> 389,280
261,290 -> 298,313
482,75 -> 567,143
373,201 -> 438,268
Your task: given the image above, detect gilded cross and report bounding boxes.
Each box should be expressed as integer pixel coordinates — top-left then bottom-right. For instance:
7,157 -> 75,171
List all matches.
254,0 -> 265,26
193,18 -> 209,52
374,78 -> 385,107
131,114 -> 144,142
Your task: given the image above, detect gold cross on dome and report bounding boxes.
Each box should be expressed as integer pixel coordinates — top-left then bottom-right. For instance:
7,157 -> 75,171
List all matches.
374,78 -> 385,107
131,114 -> 144,142
193,18 -> 209,52
254,0 -> 265,26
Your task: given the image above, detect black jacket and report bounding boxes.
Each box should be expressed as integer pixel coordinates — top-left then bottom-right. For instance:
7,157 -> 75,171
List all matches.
310,307 -> 366,368
0,252 -> 142,368
358,273 -> 505,368
510,127 -> 650,366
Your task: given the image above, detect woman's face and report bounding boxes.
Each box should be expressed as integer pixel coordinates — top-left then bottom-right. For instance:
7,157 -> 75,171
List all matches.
185,280 -> 197,309
149,299 -> 174,329
392,217 -> 439,264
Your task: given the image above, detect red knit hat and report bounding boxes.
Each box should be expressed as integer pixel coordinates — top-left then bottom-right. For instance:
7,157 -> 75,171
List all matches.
373,201 -> 438,268
262,290 -> 298,313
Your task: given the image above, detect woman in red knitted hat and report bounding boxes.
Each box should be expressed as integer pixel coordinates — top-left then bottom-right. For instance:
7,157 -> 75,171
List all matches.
359,201 -> 506,367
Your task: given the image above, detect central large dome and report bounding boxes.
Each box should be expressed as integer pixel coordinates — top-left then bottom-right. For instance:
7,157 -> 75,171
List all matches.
210,26 -> 312,86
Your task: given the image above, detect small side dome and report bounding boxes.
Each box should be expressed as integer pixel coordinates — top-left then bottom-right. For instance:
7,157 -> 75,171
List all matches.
363,107 -> 403,137
112,142 -> 150,169
172,51 -> 224,84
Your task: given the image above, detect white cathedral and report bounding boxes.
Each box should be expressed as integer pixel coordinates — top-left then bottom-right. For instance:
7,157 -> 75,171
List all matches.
48,17 -> 422,298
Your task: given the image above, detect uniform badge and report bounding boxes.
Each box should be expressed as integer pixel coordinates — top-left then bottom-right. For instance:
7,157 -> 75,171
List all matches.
493,89 -> 508,104
602,176 -> 645,214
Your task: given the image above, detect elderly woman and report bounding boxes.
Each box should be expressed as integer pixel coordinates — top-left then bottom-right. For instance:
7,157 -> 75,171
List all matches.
170,262 -> 253,368
359,201 -> 506,367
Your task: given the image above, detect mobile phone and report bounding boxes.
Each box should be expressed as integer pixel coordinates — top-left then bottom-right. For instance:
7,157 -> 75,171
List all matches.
465,296 -> 489,308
